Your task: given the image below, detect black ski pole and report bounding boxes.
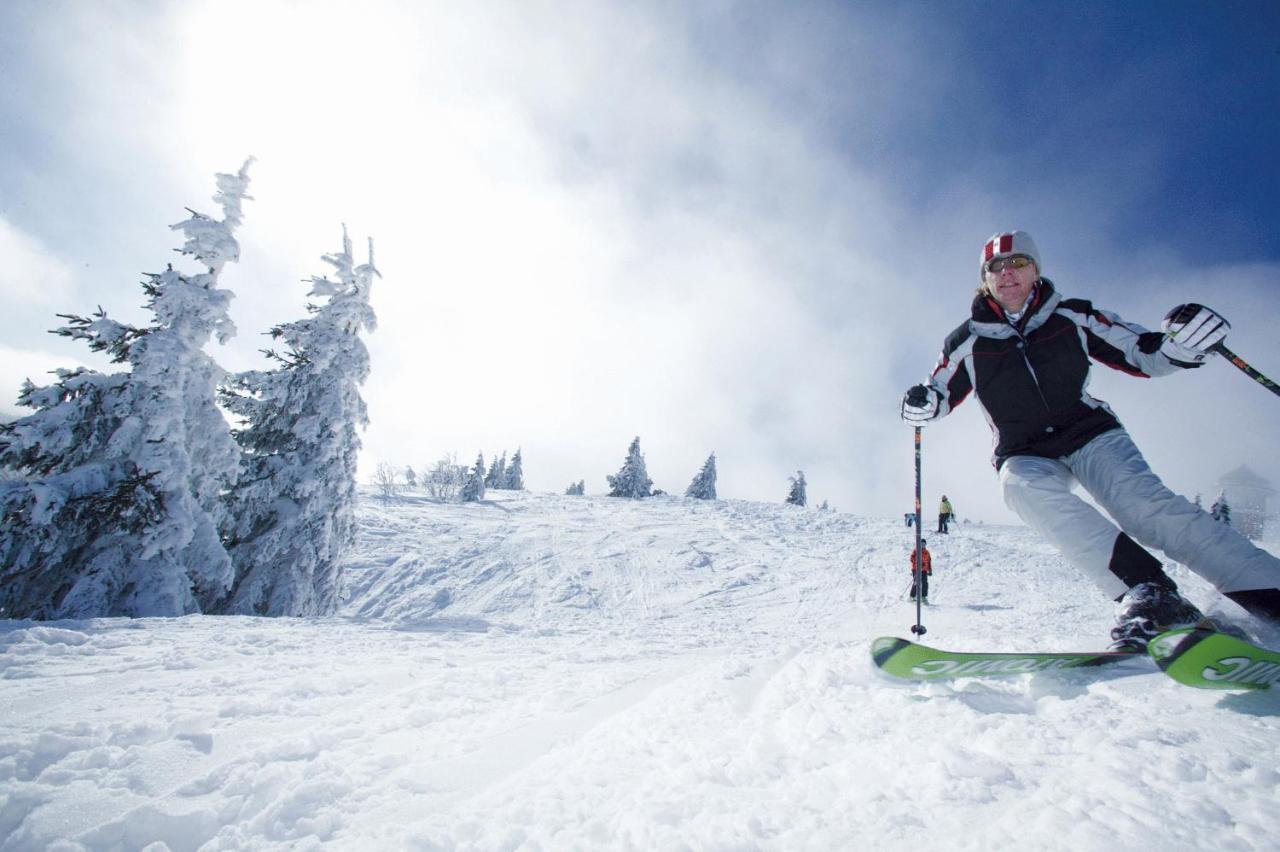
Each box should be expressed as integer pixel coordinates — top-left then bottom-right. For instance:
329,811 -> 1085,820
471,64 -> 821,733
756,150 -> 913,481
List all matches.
1211,342 -> 1280,398
912,426 -> 926,636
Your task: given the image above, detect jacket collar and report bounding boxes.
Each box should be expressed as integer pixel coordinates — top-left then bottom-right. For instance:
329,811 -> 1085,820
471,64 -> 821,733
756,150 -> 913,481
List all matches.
969,278 -> 1059,339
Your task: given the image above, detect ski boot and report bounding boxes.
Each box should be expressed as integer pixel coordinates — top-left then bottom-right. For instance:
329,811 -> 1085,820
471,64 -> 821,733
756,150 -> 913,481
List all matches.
1108,581 -> 1204,652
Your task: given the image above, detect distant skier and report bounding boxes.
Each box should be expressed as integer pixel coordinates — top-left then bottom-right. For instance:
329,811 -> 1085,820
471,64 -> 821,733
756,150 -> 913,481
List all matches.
909,539 -> 932,604
901,230 -> 1280,649
937,495 -> 953,534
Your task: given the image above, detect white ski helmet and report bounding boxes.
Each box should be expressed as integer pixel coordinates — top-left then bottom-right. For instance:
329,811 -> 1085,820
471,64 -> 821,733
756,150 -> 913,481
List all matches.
981,230 -> 1041,279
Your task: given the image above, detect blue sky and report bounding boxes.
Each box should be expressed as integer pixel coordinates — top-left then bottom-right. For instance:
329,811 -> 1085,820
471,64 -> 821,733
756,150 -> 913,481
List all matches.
681,1 -> 1279,258
1,0 -> 1277,522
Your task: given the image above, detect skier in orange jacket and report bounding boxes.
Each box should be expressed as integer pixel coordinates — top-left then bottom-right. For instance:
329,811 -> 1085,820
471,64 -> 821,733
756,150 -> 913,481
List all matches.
909,540 -> 933,604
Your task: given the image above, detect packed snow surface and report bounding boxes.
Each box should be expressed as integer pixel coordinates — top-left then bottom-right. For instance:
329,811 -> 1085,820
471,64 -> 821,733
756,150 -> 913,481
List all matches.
3,489 -> 1279,850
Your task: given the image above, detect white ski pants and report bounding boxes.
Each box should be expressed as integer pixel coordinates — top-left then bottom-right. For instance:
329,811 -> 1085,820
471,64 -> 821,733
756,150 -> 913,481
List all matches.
999,428 -> 1280,600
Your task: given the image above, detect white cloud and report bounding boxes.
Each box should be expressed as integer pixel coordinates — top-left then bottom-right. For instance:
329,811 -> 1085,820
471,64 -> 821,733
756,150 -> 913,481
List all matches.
4,1 -> 1274,522
0,217 -> 76,306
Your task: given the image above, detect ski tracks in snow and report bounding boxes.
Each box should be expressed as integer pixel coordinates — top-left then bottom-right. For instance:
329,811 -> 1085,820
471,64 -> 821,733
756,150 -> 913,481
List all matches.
3,491 -> 1279,849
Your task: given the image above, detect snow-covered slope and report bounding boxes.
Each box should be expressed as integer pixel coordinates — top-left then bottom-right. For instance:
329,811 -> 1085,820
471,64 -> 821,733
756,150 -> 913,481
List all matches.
2,490 -> 1278,850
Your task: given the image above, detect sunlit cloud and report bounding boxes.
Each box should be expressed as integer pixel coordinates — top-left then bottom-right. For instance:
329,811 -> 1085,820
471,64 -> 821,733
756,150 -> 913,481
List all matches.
0,217 -> 76,307
2,1 -> 1276,520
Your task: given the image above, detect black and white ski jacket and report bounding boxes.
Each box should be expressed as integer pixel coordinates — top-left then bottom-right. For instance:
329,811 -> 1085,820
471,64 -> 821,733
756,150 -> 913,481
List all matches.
924,278 -> 1196,468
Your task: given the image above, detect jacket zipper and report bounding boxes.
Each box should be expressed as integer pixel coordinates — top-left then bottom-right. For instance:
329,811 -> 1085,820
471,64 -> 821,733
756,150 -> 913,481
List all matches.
1013,324 -> 1054,417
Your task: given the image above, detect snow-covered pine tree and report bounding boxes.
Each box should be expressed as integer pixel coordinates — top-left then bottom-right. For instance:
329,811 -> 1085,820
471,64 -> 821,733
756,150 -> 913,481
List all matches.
404,465 -> 417,488
786,471 -> 807,507
485,452 -> 507,490
1211,493 -> 1232,526
565,480 -> 585,496
0,161 -> 253,618
504,448 -> 525,490
217,225 -> 378,616
607,437 -> 653,499
685,453 -> 717,500
460,452 -> 486,503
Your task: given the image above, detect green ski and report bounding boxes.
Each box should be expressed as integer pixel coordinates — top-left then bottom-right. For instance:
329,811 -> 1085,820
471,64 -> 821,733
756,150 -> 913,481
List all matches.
1147,626 -> 1280,690
871,636 -> 1140,682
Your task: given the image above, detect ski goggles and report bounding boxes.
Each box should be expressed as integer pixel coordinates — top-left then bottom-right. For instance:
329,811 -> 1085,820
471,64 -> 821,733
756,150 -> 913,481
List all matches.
985,255 -> 1035,275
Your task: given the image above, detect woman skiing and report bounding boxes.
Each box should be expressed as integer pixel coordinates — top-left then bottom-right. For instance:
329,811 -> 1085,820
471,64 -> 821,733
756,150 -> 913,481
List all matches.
900,230 -> 1280,649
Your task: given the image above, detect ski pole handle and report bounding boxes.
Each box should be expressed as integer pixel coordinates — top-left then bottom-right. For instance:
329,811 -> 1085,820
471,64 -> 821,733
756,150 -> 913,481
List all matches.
1210,342 -> 1280,398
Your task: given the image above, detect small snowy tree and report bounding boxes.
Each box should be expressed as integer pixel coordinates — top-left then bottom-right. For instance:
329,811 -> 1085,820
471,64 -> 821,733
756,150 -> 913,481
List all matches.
786,471 -> 807,507
485,452 -> 507,490
685,453 -> 717,500
425,453 -> 465,502
459,452 -> 486,503
372,463 -> 400,502
0,161 -> 252,619
1211,493 -> 1232,526
565,480 -> 585,496
404,465 -> 417,488
504,448 -> 525,491
607,437 -> 653,499
217,226 -> 378,616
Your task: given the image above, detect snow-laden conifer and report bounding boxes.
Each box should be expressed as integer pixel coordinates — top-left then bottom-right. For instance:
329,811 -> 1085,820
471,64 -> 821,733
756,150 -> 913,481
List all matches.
460,452 -> 486,503
504,448 -> 525,491
485,452 -> 507,489
217,226 -> 378,616
785,471 -> 807,507
607,437 -> 653,499
404,465 -> 417,488
0,161 -> 252,618
685,453 -> 717,500
1211,493 -> 1232,526
565,479 -> 585,496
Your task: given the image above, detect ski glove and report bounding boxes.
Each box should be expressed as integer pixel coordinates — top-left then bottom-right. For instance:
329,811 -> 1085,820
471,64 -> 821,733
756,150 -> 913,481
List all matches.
901,384 -> 941,425
1160,303 -> 1229,364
